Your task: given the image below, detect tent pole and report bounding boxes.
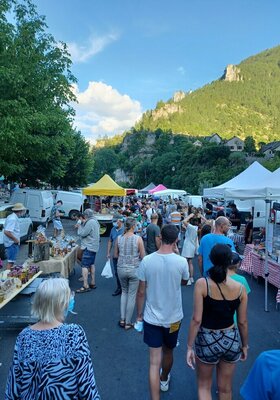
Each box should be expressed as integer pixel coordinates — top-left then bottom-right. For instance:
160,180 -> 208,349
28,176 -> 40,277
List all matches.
264,199 -> 271,312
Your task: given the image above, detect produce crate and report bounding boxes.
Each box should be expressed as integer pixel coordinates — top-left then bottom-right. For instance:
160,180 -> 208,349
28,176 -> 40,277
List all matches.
33,242 -> 50,262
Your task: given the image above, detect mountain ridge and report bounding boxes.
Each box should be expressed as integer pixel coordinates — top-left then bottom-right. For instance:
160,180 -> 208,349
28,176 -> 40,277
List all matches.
134,45 -> 280,143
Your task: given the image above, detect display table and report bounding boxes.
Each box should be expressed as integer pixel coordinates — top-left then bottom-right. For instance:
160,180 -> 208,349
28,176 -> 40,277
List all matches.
241,244 -> 280,304
0,270 -> 42,310
27,246 -> 78,278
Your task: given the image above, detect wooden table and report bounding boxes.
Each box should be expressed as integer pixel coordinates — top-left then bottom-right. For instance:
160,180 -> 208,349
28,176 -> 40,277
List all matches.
27,246 -> 78,278
0,270 -> 42,310
241,244 -> 280,304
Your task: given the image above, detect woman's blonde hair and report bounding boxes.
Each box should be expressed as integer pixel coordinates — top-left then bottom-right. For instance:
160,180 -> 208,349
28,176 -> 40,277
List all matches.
32,278 -> 71,323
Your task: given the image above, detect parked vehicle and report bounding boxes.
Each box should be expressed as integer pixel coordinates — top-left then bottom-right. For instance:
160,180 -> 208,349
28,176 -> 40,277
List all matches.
10,189 -> 54,227
53,191 -> 85,219
0,203 -> 33,259
185,195 -> 203,209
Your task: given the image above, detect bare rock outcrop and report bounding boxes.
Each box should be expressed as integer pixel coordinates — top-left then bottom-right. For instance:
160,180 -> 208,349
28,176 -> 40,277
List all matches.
222,64 -> 243,82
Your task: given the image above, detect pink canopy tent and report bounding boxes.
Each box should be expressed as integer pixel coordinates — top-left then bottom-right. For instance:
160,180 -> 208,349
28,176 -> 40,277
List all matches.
149,184 -> 167,194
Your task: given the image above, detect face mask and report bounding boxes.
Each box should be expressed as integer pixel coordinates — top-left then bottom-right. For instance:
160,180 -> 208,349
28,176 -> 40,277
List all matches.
64,294 -> 75,318
113,222 -> 118,227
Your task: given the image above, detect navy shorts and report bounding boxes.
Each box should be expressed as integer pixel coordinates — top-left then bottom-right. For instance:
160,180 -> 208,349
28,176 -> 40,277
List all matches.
143,320 -> 181,349
81,249 -> 96,268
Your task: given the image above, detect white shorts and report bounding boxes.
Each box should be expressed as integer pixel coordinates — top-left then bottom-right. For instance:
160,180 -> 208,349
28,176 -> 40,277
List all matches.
53,219 -> 63,230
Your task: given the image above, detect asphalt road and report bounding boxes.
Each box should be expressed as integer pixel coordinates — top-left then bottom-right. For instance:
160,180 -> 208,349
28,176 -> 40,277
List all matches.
0,220 -> 280,399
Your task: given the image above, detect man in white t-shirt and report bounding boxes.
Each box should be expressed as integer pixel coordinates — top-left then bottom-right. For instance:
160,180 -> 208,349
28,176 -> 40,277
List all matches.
136,224 -> 189,399
146,203 -> 155,224
4,203 -> 26,269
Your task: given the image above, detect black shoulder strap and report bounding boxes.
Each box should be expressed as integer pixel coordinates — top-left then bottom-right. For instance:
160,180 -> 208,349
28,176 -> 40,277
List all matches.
216,282 -> 227,301
205,277 -> 209,296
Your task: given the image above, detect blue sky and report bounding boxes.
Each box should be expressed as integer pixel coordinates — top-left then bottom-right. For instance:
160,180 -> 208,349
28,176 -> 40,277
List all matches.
34,0 -> 280,141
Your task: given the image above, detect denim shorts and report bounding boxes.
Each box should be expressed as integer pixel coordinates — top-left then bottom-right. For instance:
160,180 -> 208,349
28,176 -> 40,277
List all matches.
195,326 -> 242,364
5,243 -> 20,263
81,249 -> 96,268
143,320 -> 181,349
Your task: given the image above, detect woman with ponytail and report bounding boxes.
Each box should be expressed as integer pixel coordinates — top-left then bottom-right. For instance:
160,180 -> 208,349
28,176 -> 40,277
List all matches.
186,243 -> 248,400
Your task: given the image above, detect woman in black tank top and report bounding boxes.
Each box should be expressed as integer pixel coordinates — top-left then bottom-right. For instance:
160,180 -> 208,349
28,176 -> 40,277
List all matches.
186,243 -> 248,400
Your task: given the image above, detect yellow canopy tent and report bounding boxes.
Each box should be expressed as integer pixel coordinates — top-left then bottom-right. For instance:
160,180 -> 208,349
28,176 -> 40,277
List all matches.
82,174 -> 126,196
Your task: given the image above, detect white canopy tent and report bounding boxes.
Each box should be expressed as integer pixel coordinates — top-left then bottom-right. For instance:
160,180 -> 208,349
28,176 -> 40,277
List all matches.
152,189 -> 187,199
224,167 -> 280,312
203,161 -> 272,198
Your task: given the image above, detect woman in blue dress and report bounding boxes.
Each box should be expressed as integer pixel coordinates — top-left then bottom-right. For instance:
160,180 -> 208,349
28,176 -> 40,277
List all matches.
5,278 -> 100,400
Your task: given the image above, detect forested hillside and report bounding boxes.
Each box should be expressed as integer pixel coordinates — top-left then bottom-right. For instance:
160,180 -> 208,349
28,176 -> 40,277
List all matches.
136,46 -> 280,143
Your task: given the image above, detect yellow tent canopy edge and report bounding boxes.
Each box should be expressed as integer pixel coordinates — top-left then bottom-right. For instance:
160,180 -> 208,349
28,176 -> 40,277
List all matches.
82,174 -> 126,196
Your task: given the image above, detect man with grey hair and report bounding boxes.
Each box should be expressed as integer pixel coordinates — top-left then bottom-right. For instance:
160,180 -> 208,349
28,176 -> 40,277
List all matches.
76,208 -> 100,293
198,216 -> 236,277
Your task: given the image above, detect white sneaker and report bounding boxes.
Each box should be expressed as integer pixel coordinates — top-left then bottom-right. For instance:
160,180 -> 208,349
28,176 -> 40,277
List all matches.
190,277 -> 194,283
160,371 -> 171,392
186,280 -> 192,286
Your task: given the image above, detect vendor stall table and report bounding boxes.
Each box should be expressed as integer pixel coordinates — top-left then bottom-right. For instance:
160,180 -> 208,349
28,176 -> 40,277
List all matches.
0,270 -> 42,310
27,246 -> 78,278
241,244 -> 280,305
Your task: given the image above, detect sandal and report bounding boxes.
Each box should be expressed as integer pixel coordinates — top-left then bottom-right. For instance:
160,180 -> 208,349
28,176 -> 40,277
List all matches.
76,286 -> 91,293
124,323 -> 134,330
119,320 -> 125,328
89,284 -> 97,289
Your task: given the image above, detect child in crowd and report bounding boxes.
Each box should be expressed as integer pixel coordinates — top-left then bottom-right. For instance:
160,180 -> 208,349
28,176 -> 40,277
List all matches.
228,251 -> 251,324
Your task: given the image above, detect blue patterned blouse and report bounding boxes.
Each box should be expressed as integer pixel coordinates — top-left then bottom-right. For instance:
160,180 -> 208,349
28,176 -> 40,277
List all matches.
5,323 -> 100,399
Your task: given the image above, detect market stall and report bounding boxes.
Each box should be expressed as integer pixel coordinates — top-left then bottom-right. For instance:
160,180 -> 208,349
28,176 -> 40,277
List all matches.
241,244 -> 280,306
26,245 -> 77,278
203,161 -> 272,198
225,167 -> 280,311
82,175 -> 126,235
138,182 -> 156,194
148,184 -> 167,194
0,268 -> 42,309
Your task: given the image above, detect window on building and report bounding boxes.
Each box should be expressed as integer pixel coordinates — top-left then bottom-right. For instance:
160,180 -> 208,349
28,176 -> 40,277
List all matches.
230,146 -> 235,150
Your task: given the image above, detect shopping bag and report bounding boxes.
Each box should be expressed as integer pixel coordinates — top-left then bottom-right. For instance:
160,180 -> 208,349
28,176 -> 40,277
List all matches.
101,260 -> 113,278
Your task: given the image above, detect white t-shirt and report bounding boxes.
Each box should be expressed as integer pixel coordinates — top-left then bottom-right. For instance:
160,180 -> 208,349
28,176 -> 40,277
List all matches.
4,213 -> 20,247
146,208 -> 153,223
137,252 -> 189,326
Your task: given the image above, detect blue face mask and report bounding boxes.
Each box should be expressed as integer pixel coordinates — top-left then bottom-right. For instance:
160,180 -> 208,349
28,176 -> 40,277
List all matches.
113,222 -> 118,228
64,295 -> 75,318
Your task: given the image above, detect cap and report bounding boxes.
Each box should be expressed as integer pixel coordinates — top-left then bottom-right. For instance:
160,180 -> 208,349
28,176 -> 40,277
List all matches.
231,251 -> 244,265
112,214 -> 124,222
12,203 -> 26,211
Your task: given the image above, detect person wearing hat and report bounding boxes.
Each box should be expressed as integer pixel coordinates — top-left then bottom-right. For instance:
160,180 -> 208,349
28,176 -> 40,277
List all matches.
76,208 -> 100,293
107,215 -> 125,296
4,203 -> 26,269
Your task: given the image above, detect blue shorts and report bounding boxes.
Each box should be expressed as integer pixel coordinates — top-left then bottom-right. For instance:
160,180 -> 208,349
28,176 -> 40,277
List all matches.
5,243 -> 20,263
143,320 -> 181,349
81,249 -> 96,268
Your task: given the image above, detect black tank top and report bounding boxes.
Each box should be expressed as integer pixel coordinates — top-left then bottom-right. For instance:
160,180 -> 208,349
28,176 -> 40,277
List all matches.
201,278 -> 242,330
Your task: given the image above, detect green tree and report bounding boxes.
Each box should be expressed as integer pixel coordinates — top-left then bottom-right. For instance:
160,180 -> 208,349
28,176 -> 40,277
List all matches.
244,136 -> 256,154
91,148 -> 118,182
0,0 -> 79,185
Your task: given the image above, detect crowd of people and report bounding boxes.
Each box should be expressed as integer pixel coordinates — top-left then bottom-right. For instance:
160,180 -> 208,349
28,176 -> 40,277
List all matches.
4,196 -> 278,399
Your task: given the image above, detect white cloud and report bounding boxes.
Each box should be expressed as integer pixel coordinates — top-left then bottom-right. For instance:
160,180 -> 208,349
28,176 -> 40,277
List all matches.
68,32 -> 119,63
72,82 -> 143,142
177,66 -> 186,75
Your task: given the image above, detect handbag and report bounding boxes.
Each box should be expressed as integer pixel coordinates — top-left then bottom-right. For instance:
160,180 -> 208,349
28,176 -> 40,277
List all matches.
101,260 -> 113,278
